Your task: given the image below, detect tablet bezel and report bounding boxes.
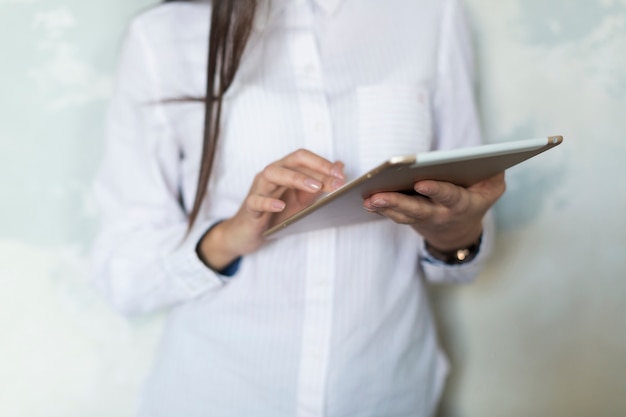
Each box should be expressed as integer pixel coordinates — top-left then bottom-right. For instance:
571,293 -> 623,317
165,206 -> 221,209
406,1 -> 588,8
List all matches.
263,136 -> 563,239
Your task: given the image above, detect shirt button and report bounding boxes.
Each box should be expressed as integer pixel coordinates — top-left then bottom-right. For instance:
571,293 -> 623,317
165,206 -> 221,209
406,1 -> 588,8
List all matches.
303,63 -> 316,75
316,276 -> 329,287
310,348 -> 322,361
313,121 -> 325,133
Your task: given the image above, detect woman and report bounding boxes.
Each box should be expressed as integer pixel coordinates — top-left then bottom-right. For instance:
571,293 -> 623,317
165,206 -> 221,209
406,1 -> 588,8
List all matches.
92,0 -> 505,416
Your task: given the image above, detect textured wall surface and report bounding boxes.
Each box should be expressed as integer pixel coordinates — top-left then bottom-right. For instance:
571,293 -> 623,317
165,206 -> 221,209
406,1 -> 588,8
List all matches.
0,1 -> 160,416
436,0 -> 626,416
1,1 -> 625,416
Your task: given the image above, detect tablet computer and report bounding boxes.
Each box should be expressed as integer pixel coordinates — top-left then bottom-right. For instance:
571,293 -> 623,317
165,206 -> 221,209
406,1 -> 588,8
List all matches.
264,136 -> 563,239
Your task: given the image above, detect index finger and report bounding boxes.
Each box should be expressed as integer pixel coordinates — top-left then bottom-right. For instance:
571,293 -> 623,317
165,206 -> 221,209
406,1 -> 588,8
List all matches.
279,149 -> 345,192
280,149 -> 345,180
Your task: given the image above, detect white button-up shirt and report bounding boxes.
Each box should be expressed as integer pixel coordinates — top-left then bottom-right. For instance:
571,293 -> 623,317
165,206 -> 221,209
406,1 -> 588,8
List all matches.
92,0 -> 493,416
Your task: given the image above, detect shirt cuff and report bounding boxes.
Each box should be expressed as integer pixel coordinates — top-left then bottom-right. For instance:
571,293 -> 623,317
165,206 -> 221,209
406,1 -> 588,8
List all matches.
160,219 -> 229,296
194,220 -> 242,278
218,256 -> 242,277
419,243 -> 486,284
420,215 -> 495,285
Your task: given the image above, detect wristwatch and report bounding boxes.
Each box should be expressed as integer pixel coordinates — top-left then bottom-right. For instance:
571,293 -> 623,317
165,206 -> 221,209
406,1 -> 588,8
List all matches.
424,234 -> 482,265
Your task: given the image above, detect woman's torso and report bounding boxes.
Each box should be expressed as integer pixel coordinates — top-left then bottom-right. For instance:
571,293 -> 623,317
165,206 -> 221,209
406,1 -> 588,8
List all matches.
135,0 -> 454,416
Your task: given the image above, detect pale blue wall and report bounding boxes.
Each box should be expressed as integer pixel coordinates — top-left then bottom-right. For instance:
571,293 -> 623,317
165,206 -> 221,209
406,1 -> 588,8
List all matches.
437,0 -> 626,415
0,1 -> 160,416
1,1 -> 624,416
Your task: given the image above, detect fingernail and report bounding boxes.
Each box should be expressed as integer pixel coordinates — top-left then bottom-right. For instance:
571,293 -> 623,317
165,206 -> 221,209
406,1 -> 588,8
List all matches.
331,179 -> 344,190
331,166 -> 345,180
372,199 -> 388,208
305,179 -> 322,191
271,201 -> 286,211
414,183 -> 429,194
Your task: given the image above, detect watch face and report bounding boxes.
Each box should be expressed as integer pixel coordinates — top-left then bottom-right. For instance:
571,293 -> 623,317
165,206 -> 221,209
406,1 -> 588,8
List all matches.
456,248 -> 472,262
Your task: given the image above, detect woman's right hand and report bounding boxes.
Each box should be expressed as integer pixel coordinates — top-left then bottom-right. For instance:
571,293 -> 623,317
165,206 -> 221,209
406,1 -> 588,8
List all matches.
197,149 -> 345,271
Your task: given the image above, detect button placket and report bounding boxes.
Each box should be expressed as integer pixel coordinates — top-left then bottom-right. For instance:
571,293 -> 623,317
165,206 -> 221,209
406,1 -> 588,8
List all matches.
287,5 -> 337,417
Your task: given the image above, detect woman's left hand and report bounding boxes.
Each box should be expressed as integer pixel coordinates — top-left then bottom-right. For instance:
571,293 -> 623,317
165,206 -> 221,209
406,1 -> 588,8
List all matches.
363,173 -> 506,251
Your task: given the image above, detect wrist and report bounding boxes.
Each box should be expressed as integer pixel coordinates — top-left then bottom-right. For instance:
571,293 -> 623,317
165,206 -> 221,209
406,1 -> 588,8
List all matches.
424,233 -> 483,265
197,220 -> 242,271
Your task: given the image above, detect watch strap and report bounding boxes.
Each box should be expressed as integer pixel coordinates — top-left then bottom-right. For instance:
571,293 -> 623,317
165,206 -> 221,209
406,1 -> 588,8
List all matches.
424,234 -> 482,265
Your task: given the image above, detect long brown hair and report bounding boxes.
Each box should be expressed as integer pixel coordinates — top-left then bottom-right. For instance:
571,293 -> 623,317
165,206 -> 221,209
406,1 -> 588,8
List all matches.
166,0 -> 257,230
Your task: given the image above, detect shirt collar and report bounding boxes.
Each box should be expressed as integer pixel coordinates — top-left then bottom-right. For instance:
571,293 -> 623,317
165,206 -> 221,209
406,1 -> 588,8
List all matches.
254,0 -> 345,31
314,0 -> 343,15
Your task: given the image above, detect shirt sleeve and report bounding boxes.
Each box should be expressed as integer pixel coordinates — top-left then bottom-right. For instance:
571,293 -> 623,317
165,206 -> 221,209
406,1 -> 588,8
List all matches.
420,211 -> 496,284
90,18 -> 227,315
419,0 -> 495,284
